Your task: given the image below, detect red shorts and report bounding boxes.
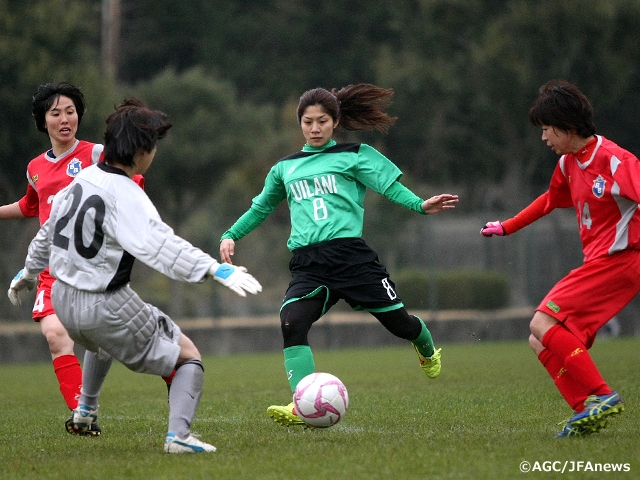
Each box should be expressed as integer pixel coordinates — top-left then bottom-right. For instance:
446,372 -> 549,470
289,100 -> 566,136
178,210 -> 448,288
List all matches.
32,268 -> 56,321
536,249 -> 640,348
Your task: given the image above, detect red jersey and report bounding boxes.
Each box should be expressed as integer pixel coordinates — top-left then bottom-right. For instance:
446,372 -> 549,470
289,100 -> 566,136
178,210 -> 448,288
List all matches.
17,142 -> 144,320
547,135 -> 640,261
18,140 -> 103,224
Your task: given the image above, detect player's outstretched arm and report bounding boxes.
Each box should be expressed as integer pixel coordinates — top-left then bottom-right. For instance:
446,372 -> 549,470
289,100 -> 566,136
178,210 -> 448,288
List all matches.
480,221 -> 506,237
8,216 -> 51,306
0,202 -> 26,220
421,194 -> 459,214
7,268 -> 39,306
209,262 -> 262,297
481,192 -> 551,237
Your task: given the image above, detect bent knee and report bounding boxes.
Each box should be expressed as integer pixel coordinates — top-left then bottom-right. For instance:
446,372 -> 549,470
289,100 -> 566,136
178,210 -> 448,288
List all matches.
40,317 -> 74,352
529,311 -> 558,340
178,334 -> 201,362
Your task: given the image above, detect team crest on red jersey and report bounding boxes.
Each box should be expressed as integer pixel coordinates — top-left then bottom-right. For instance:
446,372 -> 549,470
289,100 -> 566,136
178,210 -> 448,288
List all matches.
592,175 -> 606,198
66,158 -> 83,177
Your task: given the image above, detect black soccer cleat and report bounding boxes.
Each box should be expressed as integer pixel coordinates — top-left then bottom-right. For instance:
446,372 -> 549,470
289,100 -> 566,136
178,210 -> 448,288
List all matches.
65,416 -> 102,437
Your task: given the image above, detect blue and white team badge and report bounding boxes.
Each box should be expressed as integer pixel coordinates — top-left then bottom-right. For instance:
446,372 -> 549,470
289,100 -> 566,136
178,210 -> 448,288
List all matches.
592,175 -> 606,198
66,158 -> 82,177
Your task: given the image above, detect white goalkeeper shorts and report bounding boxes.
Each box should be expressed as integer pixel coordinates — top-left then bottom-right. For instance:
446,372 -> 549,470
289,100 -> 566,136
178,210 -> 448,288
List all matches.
51,281 -> 181,377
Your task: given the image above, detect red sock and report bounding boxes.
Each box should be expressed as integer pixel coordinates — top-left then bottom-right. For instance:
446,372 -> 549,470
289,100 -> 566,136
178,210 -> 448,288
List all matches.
538,348 -> 586,411
542,324 -> 611,398
162,370 -> 176,385
53,354 -> 82,410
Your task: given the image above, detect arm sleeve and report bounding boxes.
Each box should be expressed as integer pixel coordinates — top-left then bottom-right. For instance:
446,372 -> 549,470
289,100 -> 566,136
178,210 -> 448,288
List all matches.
220,207 -> 270,241
501,192 -> 551,235
126,217 -> 217,282
116,205 -> 217,283
109,184 -> 216,283
24,217 -> 52,274
383,181 -> 426,215
220,165 -> 285,242
610,151 -> 640,204
17,183 -> 39,218
356,144 -> 403,194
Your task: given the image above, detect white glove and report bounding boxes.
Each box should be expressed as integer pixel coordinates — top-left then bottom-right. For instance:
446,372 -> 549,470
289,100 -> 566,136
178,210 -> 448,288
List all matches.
8,268 -> 39,306
209,263 -> 262,297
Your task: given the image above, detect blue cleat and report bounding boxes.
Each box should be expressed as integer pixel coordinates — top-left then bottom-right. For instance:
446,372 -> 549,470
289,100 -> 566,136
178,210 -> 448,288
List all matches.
555,416 -> 606,438
569,391 -> 624,429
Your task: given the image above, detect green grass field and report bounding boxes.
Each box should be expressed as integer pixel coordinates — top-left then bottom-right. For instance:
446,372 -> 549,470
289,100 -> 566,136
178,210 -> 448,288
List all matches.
0,338 -> 637,480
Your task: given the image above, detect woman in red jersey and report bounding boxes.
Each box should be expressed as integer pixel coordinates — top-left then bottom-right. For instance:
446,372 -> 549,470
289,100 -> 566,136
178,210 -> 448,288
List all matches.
481,79 -> 634,438
0,83 -> 104,435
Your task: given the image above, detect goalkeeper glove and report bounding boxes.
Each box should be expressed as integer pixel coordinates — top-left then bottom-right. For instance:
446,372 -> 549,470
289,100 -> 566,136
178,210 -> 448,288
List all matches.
480,221 -> 506,237
209,263 -> 262,297
8,268 -> 39,306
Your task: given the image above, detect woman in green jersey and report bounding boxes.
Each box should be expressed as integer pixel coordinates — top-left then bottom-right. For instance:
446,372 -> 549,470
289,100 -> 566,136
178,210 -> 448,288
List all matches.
220,83 -> 458,427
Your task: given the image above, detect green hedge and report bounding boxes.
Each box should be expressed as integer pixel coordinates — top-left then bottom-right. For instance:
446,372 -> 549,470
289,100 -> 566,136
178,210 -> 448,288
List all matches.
392,268 -> 509,310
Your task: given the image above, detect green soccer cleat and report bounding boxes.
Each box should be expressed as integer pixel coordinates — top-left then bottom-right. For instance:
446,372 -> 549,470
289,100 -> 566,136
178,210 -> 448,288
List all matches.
267,402 -> 313,428
570,391 -> 624,429
414,346 -> 442,378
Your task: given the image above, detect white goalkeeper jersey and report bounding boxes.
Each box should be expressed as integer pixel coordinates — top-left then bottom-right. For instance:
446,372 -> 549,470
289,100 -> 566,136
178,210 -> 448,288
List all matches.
25,162 -> 216,292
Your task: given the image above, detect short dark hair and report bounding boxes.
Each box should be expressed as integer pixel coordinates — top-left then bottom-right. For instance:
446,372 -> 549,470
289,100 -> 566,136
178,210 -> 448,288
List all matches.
528,79 -> 596,138
32,82 -> 86,133
103,98 -> 172,167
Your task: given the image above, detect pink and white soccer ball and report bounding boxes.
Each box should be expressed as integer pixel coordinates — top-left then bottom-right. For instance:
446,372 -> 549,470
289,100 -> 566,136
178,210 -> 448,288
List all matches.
293,372 -> 349,428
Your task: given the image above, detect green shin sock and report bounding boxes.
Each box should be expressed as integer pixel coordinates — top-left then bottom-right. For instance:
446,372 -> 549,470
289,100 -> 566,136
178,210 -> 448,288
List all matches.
283,345 -> 315,393
412,317 -> 435,357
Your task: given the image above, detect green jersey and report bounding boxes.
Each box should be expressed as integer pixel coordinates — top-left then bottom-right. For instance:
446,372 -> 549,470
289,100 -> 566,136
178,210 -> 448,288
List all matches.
222,141 -> 425,251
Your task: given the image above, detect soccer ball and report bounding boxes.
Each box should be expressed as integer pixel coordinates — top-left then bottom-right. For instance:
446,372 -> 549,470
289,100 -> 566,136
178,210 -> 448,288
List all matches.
293,372 -> 349,428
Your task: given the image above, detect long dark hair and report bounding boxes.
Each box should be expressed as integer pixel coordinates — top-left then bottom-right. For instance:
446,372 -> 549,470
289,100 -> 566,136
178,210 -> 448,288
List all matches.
296,83 -> 398,134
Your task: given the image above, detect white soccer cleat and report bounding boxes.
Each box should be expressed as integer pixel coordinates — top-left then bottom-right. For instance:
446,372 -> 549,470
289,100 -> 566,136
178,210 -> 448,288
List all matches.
164,433 -> 217,454
72,404 -> 100,435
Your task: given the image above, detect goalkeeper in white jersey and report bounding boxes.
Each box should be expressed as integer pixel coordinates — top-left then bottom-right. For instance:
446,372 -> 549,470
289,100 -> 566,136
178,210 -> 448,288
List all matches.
9,98 -> 262,454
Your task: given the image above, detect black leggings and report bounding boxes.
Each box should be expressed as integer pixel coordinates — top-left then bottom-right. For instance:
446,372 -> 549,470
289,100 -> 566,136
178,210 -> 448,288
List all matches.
280,297 -> 422,348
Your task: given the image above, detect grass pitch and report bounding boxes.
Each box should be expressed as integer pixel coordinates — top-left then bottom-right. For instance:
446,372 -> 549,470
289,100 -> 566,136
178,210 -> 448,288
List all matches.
0,338 -> 637,480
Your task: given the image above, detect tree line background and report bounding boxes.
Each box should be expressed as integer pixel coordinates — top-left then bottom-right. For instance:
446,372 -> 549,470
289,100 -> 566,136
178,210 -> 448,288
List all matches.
2,0 -> 640,322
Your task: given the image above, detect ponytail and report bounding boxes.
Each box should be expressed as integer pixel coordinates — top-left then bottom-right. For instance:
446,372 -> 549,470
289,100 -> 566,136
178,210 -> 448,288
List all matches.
297,83 -> 397,134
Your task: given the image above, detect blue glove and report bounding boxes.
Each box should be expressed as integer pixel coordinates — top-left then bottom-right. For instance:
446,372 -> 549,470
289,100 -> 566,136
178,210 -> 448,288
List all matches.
209,263 -> 262,297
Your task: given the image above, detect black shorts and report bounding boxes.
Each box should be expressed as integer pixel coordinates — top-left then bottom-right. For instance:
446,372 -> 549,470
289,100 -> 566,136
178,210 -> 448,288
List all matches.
283,238 -> 404,314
